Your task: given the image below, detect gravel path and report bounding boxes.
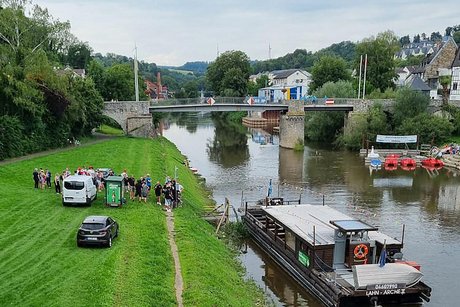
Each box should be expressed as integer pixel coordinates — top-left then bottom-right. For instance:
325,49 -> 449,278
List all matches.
0,134 -> 114,166
166,210 -> 184,307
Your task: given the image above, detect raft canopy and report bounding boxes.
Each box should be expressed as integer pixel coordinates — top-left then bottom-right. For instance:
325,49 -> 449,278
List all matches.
262,204 -> 400,246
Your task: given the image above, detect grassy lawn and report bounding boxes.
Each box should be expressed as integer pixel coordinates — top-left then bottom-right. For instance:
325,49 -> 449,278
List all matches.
0,137 -> 264,306
96,124 -> 125,136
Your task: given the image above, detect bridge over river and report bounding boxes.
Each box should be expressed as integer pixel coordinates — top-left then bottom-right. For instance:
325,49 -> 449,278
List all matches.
103,97 -> 450,148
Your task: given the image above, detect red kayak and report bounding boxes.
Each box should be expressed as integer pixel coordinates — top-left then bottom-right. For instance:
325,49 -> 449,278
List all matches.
384,156 -> 398,168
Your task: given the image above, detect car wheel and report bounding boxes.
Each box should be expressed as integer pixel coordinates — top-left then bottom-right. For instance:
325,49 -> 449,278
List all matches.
77,241 -> 83,247
107,236 -> 112,248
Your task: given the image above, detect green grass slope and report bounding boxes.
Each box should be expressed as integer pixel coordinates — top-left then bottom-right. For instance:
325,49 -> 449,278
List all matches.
0,137 -> 264,306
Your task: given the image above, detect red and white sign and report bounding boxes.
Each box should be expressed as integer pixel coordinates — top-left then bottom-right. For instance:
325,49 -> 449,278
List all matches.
325,99 -> 334,105
207,97 -> 215,105
247,97 -> 255,105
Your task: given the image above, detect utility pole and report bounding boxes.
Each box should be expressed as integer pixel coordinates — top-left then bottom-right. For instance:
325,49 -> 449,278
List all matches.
269,43 -> 272,60
362,54 -> 368,99
134,45 -> 139,102
358,55 -> 363,99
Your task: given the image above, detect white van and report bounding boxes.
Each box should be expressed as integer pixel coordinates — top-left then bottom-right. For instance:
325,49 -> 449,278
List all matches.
62,175 -> 97,206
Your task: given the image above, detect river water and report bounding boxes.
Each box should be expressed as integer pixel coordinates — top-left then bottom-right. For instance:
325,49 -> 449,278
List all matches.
162,113 -> 460,307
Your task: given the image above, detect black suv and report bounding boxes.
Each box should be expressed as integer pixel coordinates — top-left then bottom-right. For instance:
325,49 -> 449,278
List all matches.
77,216 -> 119,247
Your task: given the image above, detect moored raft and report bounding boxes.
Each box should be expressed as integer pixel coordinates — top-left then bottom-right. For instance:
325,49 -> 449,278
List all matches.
243,203 -> 431,306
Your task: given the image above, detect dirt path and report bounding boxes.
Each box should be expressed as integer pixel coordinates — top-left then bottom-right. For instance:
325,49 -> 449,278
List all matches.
0,134 -> 114,166
166,210 -> 184,307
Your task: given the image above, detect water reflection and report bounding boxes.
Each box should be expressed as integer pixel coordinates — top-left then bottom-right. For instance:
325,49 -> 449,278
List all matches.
279,147 -> 304,184
240,240 -> 322,307
207,117 -> 249,167
162,113 -> 460,307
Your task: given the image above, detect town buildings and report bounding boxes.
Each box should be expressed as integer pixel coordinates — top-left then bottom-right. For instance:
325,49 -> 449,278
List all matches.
251,69 -> 312,102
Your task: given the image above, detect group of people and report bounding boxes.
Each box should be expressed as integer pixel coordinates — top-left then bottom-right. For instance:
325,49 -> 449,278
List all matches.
33,168 -> 64,194
32,166 -> 184,212
120,171 -> 183,212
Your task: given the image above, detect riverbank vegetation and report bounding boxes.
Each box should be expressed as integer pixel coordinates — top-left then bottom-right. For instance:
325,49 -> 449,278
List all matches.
0,137 -> 265,306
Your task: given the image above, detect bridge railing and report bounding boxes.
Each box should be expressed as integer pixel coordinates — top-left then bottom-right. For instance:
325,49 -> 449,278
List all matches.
150,97 -> 392,107
152,97 -> 247,106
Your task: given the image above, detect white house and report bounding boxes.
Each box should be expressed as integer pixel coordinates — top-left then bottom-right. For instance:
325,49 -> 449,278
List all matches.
256,69 -> 311,102
450,49 -> 460,100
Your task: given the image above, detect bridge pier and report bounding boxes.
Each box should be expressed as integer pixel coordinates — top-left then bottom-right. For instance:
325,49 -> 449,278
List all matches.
279,100 -> 305,149
103,102 -> 155,137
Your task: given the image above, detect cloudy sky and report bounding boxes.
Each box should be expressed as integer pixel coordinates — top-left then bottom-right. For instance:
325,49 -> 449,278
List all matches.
34,0 -> 459,66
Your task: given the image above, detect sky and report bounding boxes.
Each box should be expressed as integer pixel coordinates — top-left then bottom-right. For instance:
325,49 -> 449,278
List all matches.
33,0 -> 460,67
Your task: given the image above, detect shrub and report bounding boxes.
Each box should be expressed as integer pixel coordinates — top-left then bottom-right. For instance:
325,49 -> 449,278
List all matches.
396,113 -> 454,144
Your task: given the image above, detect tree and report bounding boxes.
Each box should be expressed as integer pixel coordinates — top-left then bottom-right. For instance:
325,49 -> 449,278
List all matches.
355,31 -> 400,92
439,75 -> 452,107
66,42 -> 92,69
445,26 -> 454,36
87,59 -> 106,98
309,55 -> 350,92
312,80 -> 355,98
453,31 -> 460,44
247,75 -> 269,96
0,0 -> 72,58
104,63 -> 134,101
397,113 -> 453,144
430,31 -> 442,41
206,50 -> 251,96
399,35 -> 410,46
393,87 -> 429,126
413,34 -> 420,43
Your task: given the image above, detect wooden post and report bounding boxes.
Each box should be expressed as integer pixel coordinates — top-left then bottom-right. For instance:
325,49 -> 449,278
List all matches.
215,199 -> 229,234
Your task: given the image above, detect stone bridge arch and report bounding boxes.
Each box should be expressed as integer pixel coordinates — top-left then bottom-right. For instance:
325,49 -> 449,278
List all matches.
103,101 -> 154,137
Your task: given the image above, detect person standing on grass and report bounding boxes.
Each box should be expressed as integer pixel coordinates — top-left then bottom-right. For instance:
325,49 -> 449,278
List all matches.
146,174 -> 152,192
135,179 -> 142,202
40,169 -> 46,190
154,181 -> 162,205
128,175 -> 135,200
163,182 -> 172,212
54,173 -> 61,194
33,168 -> 39,189
46,169 -> 52,188
141,181 -> 149,203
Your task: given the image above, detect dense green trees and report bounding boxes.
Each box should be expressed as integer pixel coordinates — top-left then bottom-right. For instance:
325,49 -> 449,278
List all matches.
355,31 -> 400,93
309,55 -> 350,92
312,80 -> 354,98
0,1 -> 103,160
206,50 -> 251,96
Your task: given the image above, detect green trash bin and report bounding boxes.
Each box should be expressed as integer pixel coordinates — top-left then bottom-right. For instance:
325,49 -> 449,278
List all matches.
105,176 -> 125,207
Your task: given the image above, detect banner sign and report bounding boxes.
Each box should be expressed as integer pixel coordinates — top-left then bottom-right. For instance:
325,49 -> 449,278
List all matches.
376,135 -> 417,143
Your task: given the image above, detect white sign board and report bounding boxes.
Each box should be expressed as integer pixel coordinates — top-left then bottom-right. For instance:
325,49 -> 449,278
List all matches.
376,135 -> 417,144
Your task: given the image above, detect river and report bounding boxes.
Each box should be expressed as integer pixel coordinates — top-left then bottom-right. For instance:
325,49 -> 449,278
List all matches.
162,112 -> 460,307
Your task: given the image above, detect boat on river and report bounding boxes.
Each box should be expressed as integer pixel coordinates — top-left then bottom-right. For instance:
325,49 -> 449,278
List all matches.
243,202 -> 431,306
384,154 -> 399,169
